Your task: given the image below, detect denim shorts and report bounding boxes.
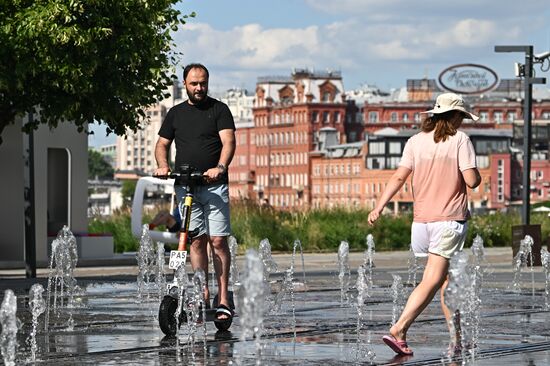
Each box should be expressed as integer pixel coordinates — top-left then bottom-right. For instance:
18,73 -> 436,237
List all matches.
174,183 -> 231,237
411,220 -> 468,259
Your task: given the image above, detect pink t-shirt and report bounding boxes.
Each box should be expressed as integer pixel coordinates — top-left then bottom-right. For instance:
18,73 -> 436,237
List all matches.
399,130 -> 477,223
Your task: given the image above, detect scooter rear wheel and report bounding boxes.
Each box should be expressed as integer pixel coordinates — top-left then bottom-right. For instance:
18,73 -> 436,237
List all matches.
214,318 -> 232,331
159,295 -> 186,336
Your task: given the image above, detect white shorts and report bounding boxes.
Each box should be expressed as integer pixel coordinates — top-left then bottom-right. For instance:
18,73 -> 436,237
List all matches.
411,221 -> 468,259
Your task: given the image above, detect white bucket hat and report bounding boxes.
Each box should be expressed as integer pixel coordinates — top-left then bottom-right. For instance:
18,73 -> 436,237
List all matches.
422,92 -> 479,121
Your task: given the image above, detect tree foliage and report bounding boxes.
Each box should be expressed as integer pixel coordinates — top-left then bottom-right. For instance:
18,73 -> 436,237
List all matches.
0,0 -> 193,144
88,149 -> 114,179
121,180 -> 137,205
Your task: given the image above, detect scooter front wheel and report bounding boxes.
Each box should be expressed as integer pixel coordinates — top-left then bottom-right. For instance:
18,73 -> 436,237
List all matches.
159,295 -> 186,336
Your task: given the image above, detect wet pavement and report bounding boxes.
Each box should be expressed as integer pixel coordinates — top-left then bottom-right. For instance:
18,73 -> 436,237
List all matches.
1,247 -> 549,365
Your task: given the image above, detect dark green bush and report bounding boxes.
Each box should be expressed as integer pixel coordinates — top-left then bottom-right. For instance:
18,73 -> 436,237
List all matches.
89,202 -> 549,253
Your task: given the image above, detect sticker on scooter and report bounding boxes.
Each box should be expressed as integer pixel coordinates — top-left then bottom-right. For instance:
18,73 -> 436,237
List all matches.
168,250 -> 187,270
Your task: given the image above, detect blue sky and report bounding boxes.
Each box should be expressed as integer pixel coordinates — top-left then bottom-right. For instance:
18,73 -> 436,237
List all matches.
89,0 -> 550,147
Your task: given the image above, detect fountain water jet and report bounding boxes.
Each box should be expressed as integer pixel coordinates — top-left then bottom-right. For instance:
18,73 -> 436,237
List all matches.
511,235 -> 534,296
45,225 -> 78,331
258,238 -> 278,283
406,246 -> 420,287
1,289 -> 17,366
541,247 -> 550,309
273,239 -> 304,339
156,242 -> 167,303
364,234 -> 375,289
355,265 -> 376,362
240,249 -> 270,362
445,251 -> 482,359
338,241 -> 350,306
390,274 -> 404,326
228,235 -> 240,290
136,224 -> 156,301
173,264 -> 189,327
187,270 -> 207,351
292,239 -> 307,287
27,284 -> 46,362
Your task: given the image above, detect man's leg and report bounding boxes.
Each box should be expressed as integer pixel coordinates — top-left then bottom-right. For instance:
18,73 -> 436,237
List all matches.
389,253 -> 449,351
189,234 -> 210,302
209,235 -> 231,319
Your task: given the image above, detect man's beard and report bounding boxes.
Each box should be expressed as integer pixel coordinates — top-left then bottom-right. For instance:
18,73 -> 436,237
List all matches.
186,89 -> 207,104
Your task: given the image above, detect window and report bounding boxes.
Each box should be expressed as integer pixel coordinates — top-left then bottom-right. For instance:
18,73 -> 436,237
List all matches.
367,157 -> 385,169
322,111 -> 330,123
390,112 -> 398,122
368,112 -> 378,122
494,111 -> 503,124
334,111 -> 341,123
387,157 -> 401,169
414,113 -> 421,122
369,141 -> 385,154
402,113 -> 409,122
312,111 -> 319,123
322,92 -> 331,102
476,156 -> 489,169
479,111 -> 488,122
389,142 -> 401,154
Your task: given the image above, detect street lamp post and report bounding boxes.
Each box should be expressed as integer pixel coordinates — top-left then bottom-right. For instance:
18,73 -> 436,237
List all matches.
494,45 -> 546,225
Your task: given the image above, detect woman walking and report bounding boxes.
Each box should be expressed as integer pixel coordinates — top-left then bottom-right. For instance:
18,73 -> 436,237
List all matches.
367,93 -> 481,356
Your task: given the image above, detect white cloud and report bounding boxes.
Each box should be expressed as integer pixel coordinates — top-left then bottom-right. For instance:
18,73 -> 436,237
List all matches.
175,23 -> 320,70
172,1 -> 546,89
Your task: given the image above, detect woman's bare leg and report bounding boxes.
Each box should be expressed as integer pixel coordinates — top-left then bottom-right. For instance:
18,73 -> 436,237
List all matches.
389,253 -> 449,352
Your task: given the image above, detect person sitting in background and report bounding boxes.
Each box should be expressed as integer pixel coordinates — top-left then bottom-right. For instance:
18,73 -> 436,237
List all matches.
149,207 -> 181,233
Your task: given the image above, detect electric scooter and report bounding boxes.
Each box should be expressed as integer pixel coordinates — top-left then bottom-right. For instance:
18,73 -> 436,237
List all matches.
154,164 -> 234,336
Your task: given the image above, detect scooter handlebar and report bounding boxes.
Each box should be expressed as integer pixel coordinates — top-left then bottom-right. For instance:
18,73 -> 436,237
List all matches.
153,165 -> 205,184
153,171 -> 204,180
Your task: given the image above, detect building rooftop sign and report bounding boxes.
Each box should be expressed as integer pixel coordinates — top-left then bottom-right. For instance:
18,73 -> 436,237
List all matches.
438,63 -> 498,94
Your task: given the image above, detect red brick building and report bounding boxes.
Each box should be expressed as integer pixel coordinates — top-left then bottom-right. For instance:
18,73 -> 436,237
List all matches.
229,74 -> 550,211
242,69 -> 354,208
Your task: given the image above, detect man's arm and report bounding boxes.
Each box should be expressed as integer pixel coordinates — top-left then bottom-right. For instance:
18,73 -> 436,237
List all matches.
154,136 -> 172,176
204,129 -> 236,181
462,168 -> 481,189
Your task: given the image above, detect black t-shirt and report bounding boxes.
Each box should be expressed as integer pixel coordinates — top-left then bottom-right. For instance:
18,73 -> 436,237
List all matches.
158,97 -> 235,183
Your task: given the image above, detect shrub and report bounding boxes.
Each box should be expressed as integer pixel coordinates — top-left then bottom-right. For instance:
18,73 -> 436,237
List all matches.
89,202 -> 549,254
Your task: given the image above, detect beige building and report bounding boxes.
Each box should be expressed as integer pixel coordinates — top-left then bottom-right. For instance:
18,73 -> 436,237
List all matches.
115,82 -> 182,177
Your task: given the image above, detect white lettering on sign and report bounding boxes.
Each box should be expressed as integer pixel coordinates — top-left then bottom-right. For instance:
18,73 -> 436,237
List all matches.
168,250 -> 187,270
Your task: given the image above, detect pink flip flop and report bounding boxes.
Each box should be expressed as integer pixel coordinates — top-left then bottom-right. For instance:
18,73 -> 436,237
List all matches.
382,335 -> 414,356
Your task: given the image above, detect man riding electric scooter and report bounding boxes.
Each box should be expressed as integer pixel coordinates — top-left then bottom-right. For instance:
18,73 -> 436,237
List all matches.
154,63 -> 236,335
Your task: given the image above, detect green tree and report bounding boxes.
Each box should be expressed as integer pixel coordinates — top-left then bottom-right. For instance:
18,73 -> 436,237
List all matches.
121,180 -> 137,206
0,0 -> 194,144
88,149 -> 114,179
